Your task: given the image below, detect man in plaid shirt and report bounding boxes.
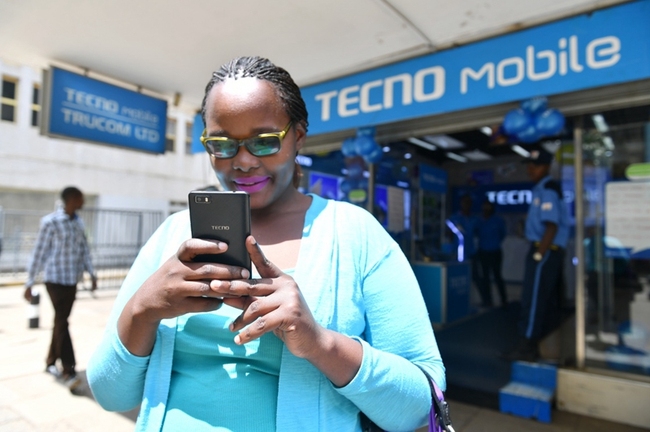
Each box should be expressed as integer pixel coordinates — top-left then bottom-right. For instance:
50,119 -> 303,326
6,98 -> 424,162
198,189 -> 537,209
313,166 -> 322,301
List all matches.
24,186 -> 97,390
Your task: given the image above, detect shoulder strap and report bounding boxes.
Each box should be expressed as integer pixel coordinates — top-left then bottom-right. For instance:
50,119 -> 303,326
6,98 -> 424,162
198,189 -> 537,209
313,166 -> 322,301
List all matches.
420,368 -> 455,432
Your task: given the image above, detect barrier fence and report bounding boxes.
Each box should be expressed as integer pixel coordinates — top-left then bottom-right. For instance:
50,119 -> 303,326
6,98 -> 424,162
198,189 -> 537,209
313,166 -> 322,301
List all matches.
0,207 -> 165,289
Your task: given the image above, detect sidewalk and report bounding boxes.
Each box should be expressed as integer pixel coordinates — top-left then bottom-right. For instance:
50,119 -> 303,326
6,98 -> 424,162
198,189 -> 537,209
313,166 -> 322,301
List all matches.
0,285 -> 646,432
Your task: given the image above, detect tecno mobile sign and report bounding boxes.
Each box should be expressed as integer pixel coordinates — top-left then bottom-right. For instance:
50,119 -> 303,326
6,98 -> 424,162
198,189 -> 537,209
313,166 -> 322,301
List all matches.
301,0 -> 650,135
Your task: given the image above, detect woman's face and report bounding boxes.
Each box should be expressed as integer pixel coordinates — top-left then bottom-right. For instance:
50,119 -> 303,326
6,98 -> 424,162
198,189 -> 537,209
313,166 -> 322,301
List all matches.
203,77 -> 305,210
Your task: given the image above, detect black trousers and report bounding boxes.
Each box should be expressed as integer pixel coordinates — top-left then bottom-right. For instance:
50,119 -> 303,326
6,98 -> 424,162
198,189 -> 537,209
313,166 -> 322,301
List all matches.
477,249 -> 507,306
45,282 -> 77,375
518,246 -> 563,342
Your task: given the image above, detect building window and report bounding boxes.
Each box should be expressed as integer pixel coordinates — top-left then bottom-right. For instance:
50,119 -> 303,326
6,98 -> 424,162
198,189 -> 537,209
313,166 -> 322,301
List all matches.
185,121 -> 194,154
1,77 -> 18,122
32,85 -> 40,127
165,117 -> 176,152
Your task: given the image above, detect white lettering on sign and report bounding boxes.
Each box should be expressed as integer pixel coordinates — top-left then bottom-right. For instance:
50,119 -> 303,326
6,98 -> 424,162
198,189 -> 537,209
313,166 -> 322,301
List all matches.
315,67 -> 445,122
134,126 -> 160,143
314,34 -> 622,122
63,88 -> 119,113
460,35 -> 620,94
486,190 -> 533,205
62,108 -> 131,136
121,106 -> 160,124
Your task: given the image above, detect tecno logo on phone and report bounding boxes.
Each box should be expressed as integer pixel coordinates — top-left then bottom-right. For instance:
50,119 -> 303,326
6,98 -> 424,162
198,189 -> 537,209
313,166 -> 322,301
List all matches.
211,226 -> 230,230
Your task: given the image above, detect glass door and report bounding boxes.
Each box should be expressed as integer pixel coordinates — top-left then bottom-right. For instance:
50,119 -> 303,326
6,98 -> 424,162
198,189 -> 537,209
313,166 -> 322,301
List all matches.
578,105 -> 650,377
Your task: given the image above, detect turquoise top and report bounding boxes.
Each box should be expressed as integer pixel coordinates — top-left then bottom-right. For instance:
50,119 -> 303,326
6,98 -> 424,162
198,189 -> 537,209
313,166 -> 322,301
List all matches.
88,195 -> 446,432
162,305 -> 284,431
163,270 -> 293,431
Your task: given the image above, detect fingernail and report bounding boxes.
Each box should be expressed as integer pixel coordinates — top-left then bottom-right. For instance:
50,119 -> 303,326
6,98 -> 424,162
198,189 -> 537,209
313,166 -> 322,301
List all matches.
250,236 -> 257,246
218,242 -> 227,250
241,269 -> 250,279
234,335 -> 242,345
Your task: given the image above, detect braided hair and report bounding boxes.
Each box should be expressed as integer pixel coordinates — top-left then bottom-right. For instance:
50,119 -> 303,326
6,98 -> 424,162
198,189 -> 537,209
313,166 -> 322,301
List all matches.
200,56 -> 308,133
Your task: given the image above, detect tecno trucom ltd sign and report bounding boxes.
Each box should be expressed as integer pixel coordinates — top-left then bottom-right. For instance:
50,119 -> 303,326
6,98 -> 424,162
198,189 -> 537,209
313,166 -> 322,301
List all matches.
41,67 -> 168,153
301,0 -> 650,135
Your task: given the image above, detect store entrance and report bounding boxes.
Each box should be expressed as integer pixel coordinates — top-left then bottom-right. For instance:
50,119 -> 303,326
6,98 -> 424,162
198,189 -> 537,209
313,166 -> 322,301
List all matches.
300,127 -> 578,407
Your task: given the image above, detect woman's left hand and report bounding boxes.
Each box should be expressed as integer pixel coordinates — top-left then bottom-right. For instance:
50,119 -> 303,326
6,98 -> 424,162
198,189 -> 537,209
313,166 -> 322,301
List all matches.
213,236 -> 325,359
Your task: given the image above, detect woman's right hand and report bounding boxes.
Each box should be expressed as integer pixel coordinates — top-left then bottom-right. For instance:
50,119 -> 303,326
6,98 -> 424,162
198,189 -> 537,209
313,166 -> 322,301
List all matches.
117,238 -> 250,356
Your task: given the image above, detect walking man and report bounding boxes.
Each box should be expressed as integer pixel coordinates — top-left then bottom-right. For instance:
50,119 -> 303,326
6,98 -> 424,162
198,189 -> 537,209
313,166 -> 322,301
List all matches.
24,186 -> 97,390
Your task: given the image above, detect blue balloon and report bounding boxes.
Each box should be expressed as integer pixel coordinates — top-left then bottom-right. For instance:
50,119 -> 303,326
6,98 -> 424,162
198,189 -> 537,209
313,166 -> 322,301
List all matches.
502,108 -> 532,135
354,135 -> 378,157
521,97 -> 548,115
341,137 -> 357,157
364,146 -> 383,164
516,125 -> 541,144
534,108 -> 565,137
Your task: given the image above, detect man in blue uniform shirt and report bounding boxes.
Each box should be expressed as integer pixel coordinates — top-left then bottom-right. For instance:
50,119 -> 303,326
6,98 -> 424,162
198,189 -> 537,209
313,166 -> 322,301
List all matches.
476,200 -> 507,307
506,147 -> 569,362
449,194 -> 483,306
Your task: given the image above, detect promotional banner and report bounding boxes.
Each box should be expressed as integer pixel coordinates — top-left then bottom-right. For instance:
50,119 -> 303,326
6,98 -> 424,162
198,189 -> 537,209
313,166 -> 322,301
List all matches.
301,0 -> 650,135
42,67 -> 168,153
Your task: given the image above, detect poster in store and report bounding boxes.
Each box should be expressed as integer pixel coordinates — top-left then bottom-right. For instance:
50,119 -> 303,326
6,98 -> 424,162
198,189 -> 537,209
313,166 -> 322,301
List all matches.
605,182 -> 650,259
308,172 -> 341,200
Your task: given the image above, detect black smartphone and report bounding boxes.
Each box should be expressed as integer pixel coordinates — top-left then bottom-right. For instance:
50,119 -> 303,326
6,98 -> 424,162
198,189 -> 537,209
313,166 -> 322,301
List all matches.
188,190 -> 251,272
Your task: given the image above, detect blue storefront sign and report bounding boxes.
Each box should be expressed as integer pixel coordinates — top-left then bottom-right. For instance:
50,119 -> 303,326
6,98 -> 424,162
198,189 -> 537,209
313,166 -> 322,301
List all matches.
301,0 -> 650,135
42,67 -> 168,153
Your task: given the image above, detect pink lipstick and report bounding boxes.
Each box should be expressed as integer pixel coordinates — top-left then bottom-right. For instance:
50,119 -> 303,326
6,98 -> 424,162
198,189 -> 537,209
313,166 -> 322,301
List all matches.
233,176 -> 270,194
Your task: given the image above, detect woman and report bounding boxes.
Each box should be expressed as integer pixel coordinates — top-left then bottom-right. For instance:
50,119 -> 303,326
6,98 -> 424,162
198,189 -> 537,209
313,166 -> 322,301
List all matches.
88,56 -> 445,431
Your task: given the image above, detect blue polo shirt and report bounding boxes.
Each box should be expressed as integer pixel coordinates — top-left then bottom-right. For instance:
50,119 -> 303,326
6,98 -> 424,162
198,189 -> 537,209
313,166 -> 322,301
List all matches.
477,215 -> 506,252
525,176 -> 569,248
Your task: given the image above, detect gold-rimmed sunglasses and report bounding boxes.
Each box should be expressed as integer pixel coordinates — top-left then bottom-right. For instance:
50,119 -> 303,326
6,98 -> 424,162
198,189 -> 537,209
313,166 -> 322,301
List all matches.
200,122 -> 292,159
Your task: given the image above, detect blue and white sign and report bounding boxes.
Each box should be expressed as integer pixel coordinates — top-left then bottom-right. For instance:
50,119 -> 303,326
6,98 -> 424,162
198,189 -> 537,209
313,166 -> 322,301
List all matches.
302,0 -> 650,135
190,112 -> 205,154
419,164 -> 447,193
43,67 -> 168,153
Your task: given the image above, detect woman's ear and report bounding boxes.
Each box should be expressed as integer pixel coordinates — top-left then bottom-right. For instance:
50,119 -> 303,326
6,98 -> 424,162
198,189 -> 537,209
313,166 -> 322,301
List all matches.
293,122 -> 307,152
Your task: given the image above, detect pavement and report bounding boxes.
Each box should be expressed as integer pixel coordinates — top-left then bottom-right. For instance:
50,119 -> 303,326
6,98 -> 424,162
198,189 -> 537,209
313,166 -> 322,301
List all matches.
0,284 -> 647,432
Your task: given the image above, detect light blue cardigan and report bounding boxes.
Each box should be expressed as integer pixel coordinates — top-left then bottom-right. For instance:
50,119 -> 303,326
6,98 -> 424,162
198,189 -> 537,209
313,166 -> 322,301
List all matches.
87,195 -> 446,431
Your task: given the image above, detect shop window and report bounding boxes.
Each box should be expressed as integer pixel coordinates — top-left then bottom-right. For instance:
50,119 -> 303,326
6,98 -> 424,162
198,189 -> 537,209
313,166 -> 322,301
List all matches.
1,77 -> 18,122
165,117 -> 176,152
31,85 -> 40,127
577,104 -> 650,377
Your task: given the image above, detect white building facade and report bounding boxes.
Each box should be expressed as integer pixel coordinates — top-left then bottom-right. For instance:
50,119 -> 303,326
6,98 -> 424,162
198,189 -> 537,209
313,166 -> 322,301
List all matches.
0,58 -> 215,215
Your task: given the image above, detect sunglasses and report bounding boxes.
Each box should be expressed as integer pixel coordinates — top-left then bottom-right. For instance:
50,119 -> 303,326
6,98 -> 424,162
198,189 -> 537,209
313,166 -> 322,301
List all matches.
200,122 -> 292,159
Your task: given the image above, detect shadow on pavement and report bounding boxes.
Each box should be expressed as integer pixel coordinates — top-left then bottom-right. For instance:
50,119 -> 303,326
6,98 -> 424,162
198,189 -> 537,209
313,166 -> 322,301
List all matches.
72,370 -> 140,423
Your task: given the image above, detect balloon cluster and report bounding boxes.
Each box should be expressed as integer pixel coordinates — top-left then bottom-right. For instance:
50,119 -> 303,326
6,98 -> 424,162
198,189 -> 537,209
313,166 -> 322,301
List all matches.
502,97 -> 565,144
340,128 -> 383,164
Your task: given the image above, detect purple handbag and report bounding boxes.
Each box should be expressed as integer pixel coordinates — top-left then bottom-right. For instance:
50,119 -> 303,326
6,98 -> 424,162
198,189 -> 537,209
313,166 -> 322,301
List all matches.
360,369 -> 454,432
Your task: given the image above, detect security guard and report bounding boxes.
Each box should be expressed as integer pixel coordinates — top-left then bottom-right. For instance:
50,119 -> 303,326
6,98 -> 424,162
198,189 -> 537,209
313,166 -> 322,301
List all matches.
506,146 -> 569,362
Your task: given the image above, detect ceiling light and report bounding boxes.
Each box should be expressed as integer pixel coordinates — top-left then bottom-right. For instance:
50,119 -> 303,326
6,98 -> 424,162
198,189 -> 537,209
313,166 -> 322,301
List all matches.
407,137 -> 436,151
461,150 -> 492,161
592,114 -> 609,133
382,146 -> 391,153
446,152 -> 468,163
480,126 -> 493,136
423,134 -> 465,149
404,153 -> 412,159
511,145 -> 531,157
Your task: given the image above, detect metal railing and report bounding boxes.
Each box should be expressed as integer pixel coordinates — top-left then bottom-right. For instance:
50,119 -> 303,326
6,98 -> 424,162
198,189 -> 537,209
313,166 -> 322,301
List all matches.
0,207 -> 165,289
